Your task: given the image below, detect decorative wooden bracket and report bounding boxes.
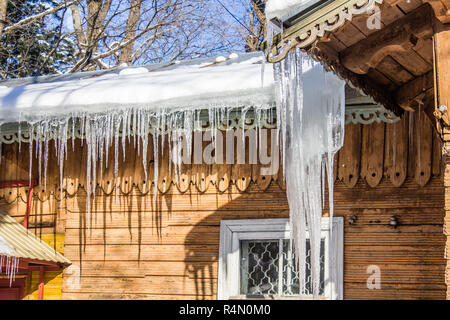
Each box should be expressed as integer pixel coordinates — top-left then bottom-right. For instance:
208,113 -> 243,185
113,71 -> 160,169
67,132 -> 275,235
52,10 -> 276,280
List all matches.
340,3 -> 434,74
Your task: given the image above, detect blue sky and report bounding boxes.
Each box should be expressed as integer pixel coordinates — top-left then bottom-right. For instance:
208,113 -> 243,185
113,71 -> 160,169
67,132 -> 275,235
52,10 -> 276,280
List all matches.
55,0 -> 257,66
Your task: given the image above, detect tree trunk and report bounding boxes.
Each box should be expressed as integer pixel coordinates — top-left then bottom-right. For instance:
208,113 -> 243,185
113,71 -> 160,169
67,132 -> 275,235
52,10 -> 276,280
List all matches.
0,0 -> 8,38
71,4 -> 87,48
119,0 -> 142,65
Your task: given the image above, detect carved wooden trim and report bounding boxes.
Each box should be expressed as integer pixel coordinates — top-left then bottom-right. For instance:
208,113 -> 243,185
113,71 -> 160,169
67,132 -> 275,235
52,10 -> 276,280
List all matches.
267,0 -> 384,63
0,116 -> 439,204
0,106 -> 400,145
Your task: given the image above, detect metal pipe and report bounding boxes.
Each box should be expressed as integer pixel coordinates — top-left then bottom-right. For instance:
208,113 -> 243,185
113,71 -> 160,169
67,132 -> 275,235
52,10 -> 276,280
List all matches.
0,179 -> 38,228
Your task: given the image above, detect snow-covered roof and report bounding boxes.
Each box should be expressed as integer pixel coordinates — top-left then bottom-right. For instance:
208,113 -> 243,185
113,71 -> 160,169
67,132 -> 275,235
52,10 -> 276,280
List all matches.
0,211 -> 71,265
265,0 -> 323,21
0,52 -> 274,124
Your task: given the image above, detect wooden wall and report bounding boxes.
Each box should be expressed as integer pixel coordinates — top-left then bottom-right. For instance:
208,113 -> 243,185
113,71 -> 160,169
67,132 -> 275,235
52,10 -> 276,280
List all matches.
0,111 -> 446,300
58,176 -> 445,300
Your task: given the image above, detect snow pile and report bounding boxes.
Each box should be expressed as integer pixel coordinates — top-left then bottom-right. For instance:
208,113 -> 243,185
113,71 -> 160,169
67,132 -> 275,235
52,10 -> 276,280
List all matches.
0,53 -> 274,123
0,235 -> 15,256
266,0 -> 317,20
0,53 -> 276,227
275,48 -> 345,298
118,67 -> 149,76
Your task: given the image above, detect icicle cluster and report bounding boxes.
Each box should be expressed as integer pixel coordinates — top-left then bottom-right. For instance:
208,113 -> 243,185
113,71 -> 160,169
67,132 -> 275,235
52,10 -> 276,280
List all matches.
10,105 -> 274,224
274,48 -> 345,298
0,255 -> 19,287
0,48 -> 345,296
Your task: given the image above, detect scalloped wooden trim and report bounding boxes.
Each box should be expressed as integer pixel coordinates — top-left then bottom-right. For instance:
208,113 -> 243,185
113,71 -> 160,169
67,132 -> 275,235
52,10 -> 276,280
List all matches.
0,114 -> 440,204
268,0 -> 384,63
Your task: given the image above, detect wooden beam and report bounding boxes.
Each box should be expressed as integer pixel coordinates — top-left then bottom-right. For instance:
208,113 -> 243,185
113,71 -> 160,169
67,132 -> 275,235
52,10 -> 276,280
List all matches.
414,88 -> 438,132
24,258 -> 63,267
340,4 -> 434,74
311,46 -> 403,115
433,29 -> 450,126
395,71 -> 434,111
38,266 -> 44,300
425,0 -> 450,24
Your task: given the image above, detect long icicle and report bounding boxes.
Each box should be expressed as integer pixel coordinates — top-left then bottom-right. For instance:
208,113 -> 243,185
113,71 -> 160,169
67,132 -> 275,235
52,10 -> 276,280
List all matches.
275,48 -> 345,298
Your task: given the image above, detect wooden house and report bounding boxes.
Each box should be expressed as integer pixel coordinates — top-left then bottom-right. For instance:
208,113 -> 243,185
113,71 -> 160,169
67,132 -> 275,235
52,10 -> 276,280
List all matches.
0,0 -> 448,300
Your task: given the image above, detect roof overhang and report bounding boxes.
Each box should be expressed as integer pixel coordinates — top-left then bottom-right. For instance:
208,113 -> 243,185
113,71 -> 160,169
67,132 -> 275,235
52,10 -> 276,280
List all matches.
0,212 -> 71,269
267,0 -> 450,123
267,0 -> 383,62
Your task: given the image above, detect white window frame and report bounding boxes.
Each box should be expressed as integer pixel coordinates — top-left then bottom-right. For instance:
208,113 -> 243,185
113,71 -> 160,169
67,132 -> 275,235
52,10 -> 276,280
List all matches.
217,217 -> 343,300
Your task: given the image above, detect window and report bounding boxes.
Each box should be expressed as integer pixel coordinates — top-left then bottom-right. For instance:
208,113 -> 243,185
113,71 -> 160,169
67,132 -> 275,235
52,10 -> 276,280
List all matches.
218,218 -> 343,300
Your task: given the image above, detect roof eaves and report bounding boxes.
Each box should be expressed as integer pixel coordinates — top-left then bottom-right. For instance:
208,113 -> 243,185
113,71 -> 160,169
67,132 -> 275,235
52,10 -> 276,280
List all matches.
268,0 -> 383,63
0,212 -> 71,266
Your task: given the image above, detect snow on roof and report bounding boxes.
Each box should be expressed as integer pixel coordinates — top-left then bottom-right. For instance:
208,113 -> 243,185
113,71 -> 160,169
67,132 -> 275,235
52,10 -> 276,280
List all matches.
265,0 -> 322,21
0,52 -> 274,124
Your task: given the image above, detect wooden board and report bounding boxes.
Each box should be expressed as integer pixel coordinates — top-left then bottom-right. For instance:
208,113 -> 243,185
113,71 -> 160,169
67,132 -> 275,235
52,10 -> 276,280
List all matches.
361,122 -> 385,187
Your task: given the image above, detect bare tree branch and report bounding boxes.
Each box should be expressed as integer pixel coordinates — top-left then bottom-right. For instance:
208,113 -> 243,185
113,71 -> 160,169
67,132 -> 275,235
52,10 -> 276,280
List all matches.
2,0 -> 252,77
2,0 -> 76,35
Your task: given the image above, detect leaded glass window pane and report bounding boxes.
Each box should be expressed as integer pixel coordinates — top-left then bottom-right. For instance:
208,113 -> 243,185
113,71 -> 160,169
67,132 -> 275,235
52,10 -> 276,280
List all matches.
239,239 -> 325,296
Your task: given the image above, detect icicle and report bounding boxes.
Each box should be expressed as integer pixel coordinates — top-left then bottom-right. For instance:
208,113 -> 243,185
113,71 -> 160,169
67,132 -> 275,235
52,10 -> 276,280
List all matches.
133,108 -> 138,148
18,120 -> 22,153
142,112 -> 149,182
152,125 -> 159,202
114,113 -> 121,203
58,118 -> 68,208
122,111 -> 127,162
28,124 -> 34,187
91,118 -> 97,204
274,48 -> 345,298
85,119 -> 92,227
160,110 -> 166,156
137,110 -> 141,157
37,123 -> 43,186
0,255 -> 18,287
43,121 -> 49,188
265,19 -> 282,59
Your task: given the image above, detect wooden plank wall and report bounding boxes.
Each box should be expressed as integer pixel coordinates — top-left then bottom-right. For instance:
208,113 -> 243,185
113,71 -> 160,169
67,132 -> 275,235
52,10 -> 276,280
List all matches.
59,176 -> 445,300
0,111 -> 446,300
